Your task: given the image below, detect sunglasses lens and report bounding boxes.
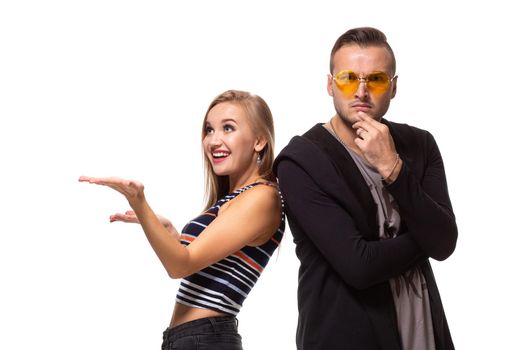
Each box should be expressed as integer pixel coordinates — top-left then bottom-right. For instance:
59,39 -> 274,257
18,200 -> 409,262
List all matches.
334,71 -> 392,96
367,72 -> 391,93
334,71 -> 359,95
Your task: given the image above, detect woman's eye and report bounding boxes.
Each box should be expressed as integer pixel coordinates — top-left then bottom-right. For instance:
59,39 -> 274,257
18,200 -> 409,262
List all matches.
205,126 -> 214,134
224,124 -> 235,132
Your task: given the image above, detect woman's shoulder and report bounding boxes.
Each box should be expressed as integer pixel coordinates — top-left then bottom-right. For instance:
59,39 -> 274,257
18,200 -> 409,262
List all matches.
241,181 -> 280,199
228,182 -> 281,211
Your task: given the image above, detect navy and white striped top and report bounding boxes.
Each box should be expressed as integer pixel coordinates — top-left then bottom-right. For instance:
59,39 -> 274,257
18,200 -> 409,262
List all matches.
175,182 -> 285,316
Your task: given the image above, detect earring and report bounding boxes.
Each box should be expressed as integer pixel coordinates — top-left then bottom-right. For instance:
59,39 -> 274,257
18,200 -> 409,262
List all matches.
256,153 -> 262,166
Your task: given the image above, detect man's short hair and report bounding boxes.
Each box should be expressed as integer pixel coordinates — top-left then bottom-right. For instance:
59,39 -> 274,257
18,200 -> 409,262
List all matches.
329,27 -> 396,75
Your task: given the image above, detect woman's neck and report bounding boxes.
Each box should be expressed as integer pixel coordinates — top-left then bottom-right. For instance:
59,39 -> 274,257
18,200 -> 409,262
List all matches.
229,167 -> 262,192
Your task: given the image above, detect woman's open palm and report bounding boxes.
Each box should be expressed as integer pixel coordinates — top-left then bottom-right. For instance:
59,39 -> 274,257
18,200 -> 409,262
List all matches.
79,176 -> 144,204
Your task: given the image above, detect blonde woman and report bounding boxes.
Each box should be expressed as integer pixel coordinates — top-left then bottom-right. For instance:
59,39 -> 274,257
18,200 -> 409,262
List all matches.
80,90 -> 284,350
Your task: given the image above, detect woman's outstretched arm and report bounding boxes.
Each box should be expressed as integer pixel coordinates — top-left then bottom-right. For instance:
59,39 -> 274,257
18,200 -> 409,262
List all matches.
79,176 -> 280,278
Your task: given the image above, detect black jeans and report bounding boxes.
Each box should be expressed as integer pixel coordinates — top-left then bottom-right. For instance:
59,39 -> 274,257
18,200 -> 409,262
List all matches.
161,316 -> 243,350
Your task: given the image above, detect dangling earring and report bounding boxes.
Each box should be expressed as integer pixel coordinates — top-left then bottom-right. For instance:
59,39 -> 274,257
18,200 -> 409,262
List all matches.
256,153 -> 262,166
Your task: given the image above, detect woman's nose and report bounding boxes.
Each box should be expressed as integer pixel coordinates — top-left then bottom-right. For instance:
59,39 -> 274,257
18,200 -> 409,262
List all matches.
207,131 -> 223,147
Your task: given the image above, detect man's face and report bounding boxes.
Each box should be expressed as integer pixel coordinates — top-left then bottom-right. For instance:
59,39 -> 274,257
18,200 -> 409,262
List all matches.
327,44 -> 397,126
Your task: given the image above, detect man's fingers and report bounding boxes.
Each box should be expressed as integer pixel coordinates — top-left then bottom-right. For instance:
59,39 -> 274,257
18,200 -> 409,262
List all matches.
354,137 -> 365,149
357,111 -> 377,123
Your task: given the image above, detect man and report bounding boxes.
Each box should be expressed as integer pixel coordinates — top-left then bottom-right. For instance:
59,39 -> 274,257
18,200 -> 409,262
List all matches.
274,27 -> 457,350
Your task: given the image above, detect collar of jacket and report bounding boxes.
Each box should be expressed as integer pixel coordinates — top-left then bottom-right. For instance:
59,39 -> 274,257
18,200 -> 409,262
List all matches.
275,123 -> 380,239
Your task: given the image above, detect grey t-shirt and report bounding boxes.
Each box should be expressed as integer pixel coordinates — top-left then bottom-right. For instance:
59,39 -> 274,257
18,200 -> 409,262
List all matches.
327,128 -> 436,350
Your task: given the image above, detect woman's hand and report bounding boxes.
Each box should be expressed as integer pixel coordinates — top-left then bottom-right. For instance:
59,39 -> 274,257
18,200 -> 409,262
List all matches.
110,210 -> 179,238
80,175 -> 186,277
79,176 -> 145,206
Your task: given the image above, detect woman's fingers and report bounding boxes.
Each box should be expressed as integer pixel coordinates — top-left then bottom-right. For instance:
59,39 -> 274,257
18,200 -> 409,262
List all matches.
110,212 -> 139,223
79,176 -> 145,201
78,175 -> 97,183
79,176 -> 124,187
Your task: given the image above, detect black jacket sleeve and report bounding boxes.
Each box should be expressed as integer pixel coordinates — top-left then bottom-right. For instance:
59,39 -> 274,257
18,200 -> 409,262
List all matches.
277,159 -> 424,290
386,131 -> 457,261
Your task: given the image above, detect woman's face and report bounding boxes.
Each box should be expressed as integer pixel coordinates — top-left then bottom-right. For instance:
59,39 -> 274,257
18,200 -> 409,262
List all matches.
203,102 -> 262,179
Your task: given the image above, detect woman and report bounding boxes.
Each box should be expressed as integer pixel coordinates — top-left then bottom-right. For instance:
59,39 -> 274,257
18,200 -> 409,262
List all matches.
79,90 -> 284,349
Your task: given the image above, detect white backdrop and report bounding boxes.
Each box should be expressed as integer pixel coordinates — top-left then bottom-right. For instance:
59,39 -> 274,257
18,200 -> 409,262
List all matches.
1,1 -> 523,349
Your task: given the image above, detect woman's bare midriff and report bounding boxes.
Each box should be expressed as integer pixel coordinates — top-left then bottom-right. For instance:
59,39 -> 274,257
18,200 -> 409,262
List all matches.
169,302 -> 228,328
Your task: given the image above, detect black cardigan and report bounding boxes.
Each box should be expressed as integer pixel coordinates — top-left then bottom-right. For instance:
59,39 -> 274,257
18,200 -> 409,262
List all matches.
274,121 -> 457,350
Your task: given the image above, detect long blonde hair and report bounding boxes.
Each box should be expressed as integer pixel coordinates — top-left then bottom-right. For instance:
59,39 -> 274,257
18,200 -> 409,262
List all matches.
202,90 -> 276,209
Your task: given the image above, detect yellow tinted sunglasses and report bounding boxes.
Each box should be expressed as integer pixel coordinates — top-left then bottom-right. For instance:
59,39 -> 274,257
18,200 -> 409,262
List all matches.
333,70 -> 396,96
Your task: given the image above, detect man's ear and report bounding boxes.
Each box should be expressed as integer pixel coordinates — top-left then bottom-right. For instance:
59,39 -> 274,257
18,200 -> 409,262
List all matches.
327,74 -> 334,97
390,76 -> 398,99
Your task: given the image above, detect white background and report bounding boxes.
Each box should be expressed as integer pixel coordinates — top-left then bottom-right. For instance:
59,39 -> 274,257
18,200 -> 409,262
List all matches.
1,1 -> 523,349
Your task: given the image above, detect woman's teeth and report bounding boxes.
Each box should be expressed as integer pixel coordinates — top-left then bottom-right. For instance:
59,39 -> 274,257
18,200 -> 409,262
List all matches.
212,152 -> 229,158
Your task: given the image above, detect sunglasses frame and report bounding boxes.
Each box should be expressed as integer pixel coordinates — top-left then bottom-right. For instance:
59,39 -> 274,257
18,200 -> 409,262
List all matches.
332,70 -> 397,95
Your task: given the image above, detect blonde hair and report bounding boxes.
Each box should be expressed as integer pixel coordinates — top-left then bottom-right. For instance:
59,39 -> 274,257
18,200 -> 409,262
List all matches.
202,90 -> 276,209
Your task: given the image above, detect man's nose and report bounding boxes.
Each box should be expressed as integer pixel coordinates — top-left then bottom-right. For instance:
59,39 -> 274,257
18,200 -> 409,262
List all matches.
354,79 -> 369,99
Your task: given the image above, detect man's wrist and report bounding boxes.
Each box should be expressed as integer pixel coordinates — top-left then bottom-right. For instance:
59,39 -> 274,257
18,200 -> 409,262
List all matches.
380,154 -> 401,183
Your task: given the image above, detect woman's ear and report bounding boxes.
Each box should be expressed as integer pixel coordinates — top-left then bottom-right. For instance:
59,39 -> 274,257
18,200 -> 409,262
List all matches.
254,136 -> 268,153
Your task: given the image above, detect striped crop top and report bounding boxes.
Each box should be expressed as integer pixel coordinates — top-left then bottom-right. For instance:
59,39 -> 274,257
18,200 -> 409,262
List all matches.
175,182 -> 285,316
